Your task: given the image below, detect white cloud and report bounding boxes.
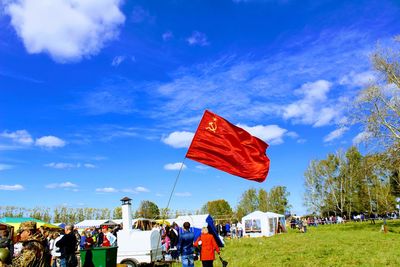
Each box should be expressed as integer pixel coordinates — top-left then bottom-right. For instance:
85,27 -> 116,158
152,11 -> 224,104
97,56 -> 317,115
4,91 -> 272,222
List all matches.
96,187 -> 118,193
1,129 -> 33,145
286,131 -> 299,138
0,164 -> 13,171
45,162 -> 96,169
323,127 -> 349,142
0,184 -> 24,191
164,162 -> 187,171
295,80 -> 332,101
46,181 -> 78,189
135,186 -> 149,192
162,31 -> 173,41
339,71 -> 377,87
4,0 -> 125,62
60,182 -> 77,188
162,131 -> 194,148
283,80 -> 343,127
122,186 -> 150,193
45,162 -> 79,169
352,131 -> 372,145
237,124 -> 288,145
111,56 -> 125,66
297,139 -> 307,144
186,31 -> 209,46
196,165 -> 209,170
175,192 -> 192,197
35,136 -> 66,148
83,163 -> 96,168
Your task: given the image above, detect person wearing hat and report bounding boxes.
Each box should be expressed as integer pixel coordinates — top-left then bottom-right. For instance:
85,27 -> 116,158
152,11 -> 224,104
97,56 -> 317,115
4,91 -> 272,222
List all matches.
56,224 -> 77,267
12,221 -> 51,267
100,226 -> 116,247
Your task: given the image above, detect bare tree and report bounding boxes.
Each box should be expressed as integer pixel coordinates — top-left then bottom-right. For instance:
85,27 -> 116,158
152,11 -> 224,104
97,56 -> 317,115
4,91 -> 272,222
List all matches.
354,37 -> 400,147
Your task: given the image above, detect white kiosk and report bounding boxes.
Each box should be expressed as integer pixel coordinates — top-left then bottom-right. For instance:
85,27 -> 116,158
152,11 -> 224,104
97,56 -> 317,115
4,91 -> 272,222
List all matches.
117,197 -> 163,267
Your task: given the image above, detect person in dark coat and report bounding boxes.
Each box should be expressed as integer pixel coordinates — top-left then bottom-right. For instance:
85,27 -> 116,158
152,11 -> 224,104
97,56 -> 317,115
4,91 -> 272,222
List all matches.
177,222 -> 195,267
56,224 -> 77,267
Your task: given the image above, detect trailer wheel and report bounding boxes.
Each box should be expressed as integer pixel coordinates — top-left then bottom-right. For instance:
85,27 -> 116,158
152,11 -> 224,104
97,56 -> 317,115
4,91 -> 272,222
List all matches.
121,259 -> 139,267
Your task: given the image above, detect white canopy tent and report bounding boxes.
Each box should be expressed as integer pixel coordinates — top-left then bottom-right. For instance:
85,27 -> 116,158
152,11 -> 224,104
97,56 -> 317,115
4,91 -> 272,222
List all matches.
75,219 -> 117,229
242,211 -> 285,237
168,214 -> 209,228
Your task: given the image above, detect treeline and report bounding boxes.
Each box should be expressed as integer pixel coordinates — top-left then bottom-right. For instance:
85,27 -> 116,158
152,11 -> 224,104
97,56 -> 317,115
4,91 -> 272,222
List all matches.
131,186 -> 291,222
199,186 -> 291,221
304,36 -> 400,217
304,146 -> 399,216
0,186 -> 291,224
0,206 -> 121,224
0,205 -> 210,224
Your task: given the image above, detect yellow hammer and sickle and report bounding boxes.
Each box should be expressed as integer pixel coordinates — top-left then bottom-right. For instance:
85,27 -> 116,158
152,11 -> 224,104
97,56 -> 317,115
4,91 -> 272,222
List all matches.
206,118 -> 217,133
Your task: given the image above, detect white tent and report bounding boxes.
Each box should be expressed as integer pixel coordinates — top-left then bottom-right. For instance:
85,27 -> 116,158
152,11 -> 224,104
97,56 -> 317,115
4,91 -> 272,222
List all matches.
242,211 -> 285,237
167,214 -> 224,247
168,214 -> 209,228
75,219 -> 117,229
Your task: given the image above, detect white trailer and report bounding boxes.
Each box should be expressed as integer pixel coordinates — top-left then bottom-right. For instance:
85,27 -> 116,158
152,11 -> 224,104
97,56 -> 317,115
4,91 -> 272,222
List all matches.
117,229 -> 163,267
117,197 -> 164,267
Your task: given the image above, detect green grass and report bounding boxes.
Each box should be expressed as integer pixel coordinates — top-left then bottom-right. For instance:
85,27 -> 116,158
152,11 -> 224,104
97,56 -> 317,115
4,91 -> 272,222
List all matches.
171,220 -> 400,267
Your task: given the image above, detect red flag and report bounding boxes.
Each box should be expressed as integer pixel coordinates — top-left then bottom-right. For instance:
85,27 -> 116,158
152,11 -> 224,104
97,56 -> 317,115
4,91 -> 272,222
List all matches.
186,110 -> 270,182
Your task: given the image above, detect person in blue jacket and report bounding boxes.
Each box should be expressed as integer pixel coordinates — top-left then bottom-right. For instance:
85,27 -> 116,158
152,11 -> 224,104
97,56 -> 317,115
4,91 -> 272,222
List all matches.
177,222 -> 195,267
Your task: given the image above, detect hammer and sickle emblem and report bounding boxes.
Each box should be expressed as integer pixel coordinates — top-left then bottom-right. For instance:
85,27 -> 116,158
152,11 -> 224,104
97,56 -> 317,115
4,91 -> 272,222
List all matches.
206,117 -> 218,133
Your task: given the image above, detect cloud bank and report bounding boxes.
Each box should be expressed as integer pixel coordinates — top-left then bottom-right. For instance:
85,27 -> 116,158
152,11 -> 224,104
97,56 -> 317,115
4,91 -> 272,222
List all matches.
4,0 -> 125,62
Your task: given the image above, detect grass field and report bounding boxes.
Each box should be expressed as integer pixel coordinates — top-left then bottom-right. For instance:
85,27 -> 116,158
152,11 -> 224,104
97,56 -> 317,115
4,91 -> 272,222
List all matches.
171,220 -> 400,267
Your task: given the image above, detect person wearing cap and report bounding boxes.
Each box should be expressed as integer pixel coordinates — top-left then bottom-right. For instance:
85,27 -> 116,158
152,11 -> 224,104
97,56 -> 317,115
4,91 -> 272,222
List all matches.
56,224 -> 77,267
12,221 -> 51,267
101,226 -> 116,247
177,222 -> 195,267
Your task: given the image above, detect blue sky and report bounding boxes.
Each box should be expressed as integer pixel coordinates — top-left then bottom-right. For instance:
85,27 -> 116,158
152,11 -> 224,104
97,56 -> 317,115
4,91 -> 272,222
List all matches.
1,0 -> 400,216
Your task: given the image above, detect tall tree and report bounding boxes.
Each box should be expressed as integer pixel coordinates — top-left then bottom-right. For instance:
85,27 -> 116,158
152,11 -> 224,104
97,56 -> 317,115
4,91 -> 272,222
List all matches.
201,199 -> 233,219
343,147 -> 365,217
354,37 -> 400,147
113,207 -> 122,219
258,189 -> 269,212
135,200 -> 160,219
236,188 -> 258,220
304,160 -> 327,214
321,153 -> 347,216
268,186 -> 290,214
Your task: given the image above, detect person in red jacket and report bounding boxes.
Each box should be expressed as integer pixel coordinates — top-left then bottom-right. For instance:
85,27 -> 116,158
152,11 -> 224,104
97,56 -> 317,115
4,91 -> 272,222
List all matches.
194,227 -> 220,267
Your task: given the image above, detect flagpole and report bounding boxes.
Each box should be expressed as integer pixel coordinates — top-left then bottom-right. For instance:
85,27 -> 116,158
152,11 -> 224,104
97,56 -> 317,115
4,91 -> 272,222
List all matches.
156,157 -> 187,258
164,157 -> 187,216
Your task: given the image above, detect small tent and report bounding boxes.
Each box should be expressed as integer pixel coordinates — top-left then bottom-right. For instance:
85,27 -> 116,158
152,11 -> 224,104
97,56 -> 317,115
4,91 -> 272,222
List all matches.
0,217 -> 60,229
169,214 -> 223,247
75,219 -> 118,229
242,211 -> 285,237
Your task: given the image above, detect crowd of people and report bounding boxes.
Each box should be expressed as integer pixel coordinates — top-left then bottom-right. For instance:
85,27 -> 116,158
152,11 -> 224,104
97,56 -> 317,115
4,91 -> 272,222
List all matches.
155,221 -> 225,267
215,222 -> 244,239
175,222 -> 221,267
0,219 -> 225,267
288,211 -> 400,233
0,221 -> 120,267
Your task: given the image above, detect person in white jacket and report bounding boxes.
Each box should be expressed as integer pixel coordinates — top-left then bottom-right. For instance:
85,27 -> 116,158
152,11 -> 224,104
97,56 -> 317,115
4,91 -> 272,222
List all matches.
51,232 -> 63,267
